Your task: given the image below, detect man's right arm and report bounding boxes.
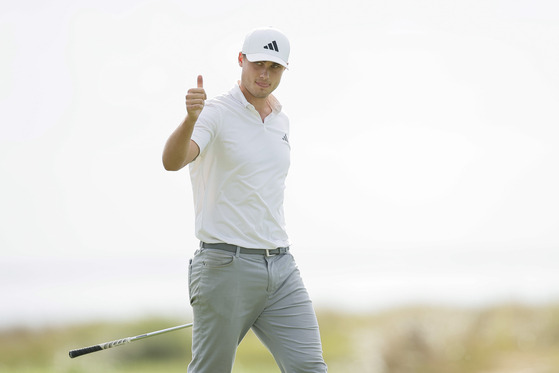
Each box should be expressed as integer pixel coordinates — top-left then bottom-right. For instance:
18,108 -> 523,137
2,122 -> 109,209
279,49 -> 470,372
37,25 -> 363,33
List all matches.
162,75 -> 206,171
162,117 -> 200,171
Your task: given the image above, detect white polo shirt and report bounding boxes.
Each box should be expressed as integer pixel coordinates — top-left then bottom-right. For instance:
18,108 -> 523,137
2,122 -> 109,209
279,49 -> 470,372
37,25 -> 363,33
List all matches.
189,84 -> 291,249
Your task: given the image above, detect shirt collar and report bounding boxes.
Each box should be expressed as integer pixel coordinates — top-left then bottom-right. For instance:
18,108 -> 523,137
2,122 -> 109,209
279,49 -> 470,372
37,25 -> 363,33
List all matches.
230,82 -> 283,113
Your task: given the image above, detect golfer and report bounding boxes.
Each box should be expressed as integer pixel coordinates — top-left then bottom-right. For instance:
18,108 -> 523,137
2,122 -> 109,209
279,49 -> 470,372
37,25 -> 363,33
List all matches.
162,27 -> 327,372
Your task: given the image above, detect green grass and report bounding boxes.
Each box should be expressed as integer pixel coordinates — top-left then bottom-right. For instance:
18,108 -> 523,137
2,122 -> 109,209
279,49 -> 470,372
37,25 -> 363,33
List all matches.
2,304 -> 559,372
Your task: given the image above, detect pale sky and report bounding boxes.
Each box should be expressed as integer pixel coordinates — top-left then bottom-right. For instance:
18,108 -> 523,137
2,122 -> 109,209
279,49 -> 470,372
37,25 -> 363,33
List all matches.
1,0 -> 558,328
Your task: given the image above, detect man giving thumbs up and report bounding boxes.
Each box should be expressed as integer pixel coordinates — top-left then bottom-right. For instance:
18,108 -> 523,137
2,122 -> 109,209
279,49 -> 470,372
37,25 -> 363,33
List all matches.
162,27 -> 327,373
162,75 -> 206,170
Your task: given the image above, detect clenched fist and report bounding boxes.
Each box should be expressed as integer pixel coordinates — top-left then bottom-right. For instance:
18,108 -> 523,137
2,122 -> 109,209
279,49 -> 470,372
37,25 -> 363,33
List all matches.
186,75 -> 207,120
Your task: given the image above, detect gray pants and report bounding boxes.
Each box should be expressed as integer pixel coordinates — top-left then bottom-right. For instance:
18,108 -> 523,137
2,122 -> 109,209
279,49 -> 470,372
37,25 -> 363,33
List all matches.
187,246 -> 327,373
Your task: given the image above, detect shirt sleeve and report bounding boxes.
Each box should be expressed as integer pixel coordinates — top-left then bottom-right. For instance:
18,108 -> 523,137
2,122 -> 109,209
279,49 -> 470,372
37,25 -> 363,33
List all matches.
190,105 -> 220,157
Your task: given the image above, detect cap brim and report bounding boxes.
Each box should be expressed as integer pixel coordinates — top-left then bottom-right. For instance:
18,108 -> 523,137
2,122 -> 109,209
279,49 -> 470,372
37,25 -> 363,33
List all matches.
245,53 -> 289,68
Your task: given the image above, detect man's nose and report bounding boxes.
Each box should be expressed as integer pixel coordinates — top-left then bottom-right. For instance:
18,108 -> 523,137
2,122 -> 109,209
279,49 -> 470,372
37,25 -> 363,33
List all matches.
260,68 -> 270,78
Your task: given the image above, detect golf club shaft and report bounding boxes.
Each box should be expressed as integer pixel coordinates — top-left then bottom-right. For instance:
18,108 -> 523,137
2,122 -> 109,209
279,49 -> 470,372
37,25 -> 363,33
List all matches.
68,322 -> 193,358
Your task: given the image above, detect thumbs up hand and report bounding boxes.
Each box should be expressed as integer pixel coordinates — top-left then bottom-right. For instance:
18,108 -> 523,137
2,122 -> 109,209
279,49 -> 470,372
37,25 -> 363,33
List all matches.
185,75 -> 207,120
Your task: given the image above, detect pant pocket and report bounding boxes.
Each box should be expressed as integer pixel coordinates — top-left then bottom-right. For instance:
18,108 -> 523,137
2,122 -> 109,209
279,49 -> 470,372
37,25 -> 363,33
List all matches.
189,251 -> 204,306
188,258 -> 193,305
200,249 -> 236,268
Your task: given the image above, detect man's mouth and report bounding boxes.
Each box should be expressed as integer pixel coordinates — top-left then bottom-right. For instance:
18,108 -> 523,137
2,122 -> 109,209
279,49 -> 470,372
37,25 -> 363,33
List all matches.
256,81 -> 270,88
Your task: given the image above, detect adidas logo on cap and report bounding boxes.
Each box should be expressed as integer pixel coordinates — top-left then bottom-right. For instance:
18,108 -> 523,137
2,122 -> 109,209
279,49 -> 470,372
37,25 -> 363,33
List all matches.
263,41 -> 280,52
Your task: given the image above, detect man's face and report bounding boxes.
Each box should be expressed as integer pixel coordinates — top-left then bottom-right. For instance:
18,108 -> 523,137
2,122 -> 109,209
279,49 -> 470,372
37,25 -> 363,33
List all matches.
238,53 -> 286,100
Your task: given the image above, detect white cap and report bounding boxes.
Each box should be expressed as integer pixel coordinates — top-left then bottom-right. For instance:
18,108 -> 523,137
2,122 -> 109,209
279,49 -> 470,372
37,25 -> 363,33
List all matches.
241,27 -> 290,68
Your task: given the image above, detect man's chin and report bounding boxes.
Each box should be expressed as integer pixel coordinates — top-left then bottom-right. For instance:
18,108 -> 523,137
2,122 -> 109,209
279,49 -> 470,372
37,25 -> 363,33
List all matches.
250,89 -> 272,99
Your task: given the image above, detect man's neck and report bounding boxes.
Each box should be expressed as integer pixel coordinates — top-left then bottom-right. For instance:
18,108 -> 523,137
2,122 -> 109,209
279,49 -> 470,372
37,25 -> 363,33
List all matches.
239,84 -> 272,121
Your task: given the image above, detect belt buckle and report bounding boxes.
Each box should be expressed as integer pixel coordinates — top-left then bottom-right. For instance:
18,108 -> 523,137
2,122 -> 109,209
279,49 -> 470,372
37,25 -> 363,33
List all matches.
265,249 -> 276,257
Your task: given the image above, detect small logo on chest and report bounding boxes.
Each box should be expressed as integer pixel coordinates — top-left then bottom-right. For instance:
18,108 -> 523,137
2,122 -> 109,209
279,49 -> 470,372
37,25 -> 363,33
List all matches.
282,134 -> 289,144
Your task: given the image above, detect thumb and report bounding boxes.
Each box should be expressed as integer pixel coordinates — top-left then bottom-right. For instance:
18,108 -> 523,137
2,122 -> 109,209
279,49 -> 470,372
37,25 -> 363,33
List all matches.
197,75 -> 203,89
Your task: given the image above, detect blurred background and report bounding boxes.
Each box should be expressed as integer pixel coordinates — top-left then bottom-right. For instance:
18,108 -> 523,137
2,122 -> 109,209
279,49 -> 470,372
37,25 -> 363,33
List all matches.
1,0 -> 558,371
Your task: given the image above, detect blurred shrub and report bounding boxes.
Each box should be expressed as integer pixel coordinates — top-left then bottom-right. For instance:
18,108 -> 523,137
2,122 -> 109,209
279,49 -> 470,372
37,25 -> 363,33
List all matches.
2,304 -> 559,372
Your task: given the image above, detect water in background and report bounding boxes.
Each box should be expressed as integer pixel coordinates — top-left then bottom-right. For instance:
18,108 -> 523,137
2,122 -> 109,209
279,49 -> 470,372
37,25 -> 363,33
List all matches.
2,245 -> 558,329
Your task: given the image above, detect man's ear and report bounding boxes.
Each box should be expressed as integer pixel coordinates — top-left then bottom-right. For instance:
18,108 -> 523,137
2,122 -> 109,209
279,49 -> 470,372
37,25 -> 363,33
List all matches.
238,52 -> 244,67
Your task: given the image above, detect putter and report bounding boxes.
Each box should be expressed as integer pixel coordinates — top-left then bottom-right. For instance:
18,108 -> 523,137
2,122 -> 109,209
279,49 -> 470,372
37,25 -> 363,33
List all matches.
68,322 -> 193,358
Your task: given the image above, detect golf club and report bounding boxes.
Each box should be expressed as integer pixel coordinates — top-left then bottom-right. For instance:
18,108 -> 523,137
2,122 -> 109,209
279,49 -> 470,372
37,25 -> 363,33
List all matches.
68,322 -> 193,358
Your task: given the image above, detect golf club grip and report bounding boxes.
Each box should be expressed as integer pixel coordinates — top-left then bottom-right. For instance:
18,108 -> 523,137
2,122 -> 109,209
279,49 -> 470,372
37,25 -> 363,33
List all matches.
68,324 -> 191,359
69,345 -> 103,358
